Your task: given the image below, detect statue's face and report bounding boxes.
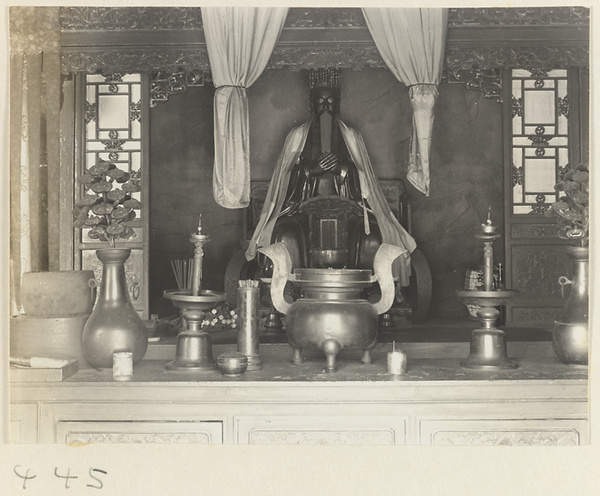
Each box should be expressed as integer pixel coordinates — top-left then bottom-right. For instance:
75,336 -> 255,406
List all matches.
312,87 -> 337,116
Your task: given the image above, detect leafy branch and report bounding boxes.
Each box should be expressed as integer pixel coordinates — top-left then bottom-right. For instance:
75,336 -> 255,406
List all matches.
545,162 -> 589,247
73,160 -> 142,248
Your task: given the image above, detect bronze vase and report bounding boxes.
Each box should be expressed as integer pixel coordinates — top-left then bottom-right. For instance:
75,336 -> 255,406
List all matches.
82,248 -> 148,368
552,246 -> 589,365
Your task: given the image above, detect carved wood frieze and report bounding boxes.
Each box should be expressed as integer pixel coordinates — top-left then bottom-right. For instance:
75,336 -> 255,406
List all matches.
432,429 -> 579,445
267,44 -> 385,71
57,6 -> 589,75
443,67 -> 502,103
60,44 -> 589,76
150,70 -> 209,108
511,224 -> 559,239
284,8 -> 366,28
248,429 -> 396,445
55,3 -> 588,117
59,7 -> 589,31
60,7 -> 204,31
444,45 -> 589,70
512,307 -> 561,323
61,49 -> 211,74
448,7 -> 589,26
65,431 -> 211,443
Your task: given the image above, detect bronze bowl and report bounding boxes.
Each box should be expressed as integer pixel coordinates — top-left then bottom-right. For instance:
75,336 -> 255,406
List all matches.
217,351 -> 248,376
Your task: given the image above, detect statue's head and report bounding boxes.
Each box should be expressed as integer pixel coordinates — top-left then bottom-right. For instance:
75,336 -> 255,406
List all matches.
311,86 -> 339,117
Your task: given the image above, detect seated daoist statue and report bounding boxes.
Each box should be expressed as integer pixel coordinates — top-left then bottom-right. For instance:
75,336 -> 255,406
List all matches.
246,71 -> 416,289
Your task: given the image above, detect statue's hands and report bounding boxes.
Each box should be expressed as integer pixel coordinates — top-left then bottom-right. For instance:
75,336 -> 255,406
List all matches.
339,162 -> 349,182
318,152 -> 339,171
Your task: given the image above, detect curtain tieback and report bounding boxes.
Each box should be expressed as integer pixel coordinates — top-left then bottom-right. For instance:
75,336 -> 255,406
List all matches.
215,84 -> 247,90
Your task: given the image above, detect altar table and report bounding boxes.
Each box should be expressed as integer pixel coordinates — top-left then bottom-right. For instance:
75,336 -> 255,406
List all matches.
10,343 -> 588,445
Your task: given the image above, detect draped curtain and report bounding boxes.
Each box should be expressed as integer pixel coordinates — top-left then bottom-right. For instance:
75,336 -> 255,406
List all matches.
362,8 -> 448,197
201,7 -> 288,209
9,7 -> 61,315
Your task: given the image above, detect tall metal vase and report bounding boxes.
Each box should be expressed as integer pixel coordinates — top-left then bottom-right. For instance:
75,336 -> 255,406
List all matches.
553,246 -> 589,365
82,248 -> 148,368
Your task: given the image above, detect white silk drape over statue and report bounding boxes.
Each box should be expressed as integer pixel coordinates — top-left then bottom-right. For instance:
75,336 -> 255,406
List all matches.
201,7 -> 288,209
362,8 -> 448,197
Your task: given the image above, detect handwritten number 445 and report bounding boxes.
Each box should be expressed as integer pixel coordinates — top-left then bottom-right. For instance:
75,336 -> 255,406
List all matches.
13,465 -> 107,490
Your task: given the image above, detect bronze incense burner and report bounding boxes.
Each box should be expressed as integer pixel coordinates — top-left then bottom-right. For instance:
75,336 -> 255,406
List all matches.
259,242 -> 404,372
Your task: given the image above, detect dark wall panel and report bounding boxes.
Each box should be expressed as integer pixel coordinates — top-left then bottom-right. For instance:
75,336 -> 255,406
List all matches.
149,85 -> 243,317
413,84 -> 505,318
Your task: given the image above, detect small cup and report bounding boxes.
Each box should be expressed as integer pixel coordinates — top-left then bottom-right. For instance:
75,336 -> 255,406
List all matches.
217,351 -> 248,377
113,351 -> 133,381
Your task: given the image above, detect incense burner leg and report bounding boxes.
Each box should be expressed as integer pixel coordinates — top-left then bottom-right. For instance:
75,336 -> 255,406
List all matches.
322,338 -> 340,373
361,349 -> 372,364
292,347 -> 303,365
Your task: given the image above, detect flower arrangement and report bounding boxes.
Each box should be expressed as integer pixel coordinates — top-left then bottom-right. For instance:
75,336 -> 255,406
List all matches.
73,160 -> 142,247
545,162 -> 589,247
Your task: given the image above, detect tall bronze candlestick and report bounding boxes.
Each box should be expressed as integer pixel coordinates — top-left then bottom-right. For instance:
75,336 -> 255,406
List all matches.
163,213 -> 226,371
455,208 -> 519,370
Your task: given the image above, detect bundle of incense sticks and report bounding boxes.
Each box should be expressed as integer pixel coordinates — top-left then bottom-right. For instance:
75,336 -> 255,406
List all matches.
238,279 -> 259,288
171,259 -> 194,289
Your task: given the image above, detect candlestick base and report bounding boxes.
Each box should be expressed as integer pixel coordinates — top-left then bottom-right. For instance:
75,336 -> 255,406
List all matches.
459,328 -> 518,370
456,289 -> 519,370
163,289 -> 226,372
165,330 -> 215,371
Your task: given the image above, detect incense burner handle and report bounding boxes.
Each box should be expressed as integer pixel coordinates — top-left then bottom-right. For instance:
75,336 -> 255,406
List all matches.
257,243 -> 293,315
372,243 -> 407,315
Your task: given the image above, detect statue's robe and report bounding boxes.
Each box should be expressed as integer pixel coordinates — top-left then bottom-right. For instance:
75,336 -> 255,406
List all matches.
246,117 -> 417,287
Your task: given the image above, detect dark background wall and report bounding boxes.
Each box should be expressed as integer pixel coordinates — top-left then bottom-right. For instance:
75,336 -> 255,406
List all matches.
149,68 -> 504,319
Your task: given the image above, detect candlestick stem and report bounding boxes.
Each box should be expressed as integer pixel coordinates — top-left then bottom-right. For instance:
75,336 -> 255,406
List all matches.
189,224 -> 210,296
483,241 -> 494,291
190,243 -> 204,296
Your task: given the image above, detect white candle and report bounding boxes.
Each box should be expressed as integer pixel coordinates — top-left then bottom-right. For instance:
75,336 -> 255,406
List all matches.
387,342 -> 407,375
198,213 -> 202,233
112,352 -> 133,381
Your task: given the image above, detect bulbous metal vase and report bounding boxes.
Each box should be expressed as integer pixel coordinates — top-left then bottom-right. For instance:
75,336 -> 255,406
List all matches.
553,246 -> 588,365
82,248 -> 148,369
258,242 -> 404,372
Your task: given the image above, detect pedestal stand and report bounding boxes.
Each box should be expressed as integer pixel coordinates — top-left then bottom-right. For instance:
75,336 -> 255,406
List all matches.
165,309 -> 214,370
456,289 -> 518,369
163,290 -> 225,371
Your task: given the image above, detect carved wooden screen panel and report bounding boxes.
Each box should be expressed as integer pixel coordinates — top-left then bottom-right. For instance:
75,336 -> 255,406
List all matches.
504,68 -> 581,328
75,73 -> 149,318
511,69 -> 569,214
